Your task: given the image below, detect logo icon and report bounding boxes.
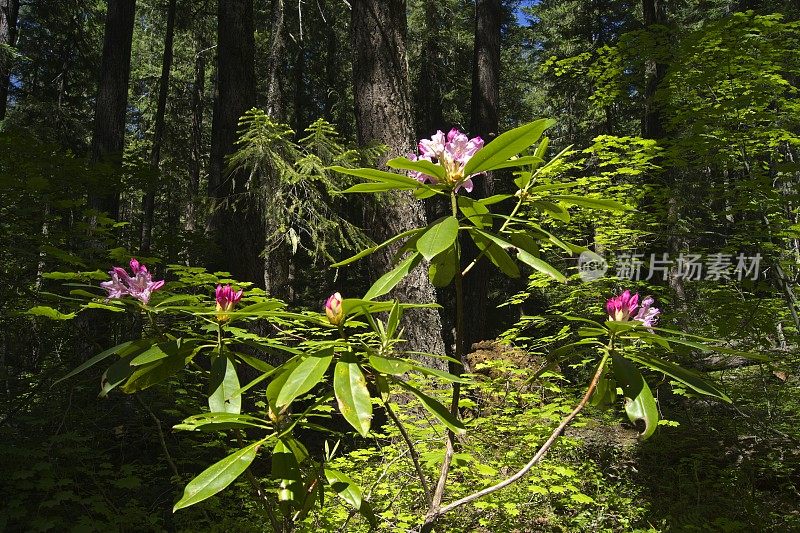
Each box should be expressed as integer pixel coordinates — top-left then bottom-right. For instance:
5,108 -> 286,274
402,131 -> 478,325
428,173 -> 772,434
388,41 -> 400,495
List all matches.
578,250 -> 608,282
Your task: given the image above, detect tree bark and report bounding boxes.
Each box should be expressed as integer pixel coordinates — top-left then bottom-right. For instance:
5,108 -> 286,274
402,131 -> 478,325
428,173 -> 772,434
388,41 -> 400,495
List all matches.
351,0 -> 446,359
89,0 -> 137,220
208,0 -> 263,285
0,0 -> 19,120
141,0 -> 177,254
264,0 -> 284,119
416,1 -> 443,138
186,38 -> 207,234
464,0 -> 501,349
642,0 -> 686,307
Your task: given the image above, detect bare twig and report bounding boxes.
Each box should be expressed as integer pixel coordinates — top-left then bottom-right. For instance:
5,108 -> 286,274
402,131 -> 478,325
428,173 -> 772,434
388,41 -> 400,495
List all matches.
421,353 -> 609,529
384,400 -> 432,505
135,395 -> 180,480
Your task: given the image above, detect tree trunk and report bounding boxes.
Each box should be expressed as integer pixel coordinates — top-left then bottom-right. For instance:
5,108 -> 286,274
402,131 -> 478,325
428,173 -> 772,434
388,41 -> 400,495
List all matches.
416,1 -> 443,137
351,0 -> 446,359
89,0 -> 137,220
264,0 -> 284,119
464,0 -> 501,349
186,38 -> 207,234
0,0 -> 19,120
208,0 -> 264,285
141,0 -> 177,254
642,0 -> 686,307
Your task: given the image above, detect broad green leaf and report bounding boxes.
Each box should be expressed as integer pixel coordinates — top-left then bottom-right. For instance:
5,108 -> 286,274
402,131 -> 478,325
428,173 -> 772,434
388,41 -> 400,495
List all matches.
276,348 -> 334,408
612,355 -> 658,440
173,439 -> 263,511
25,306 -> 76,320
324,468 -> 376,526
386,300 -> 402,338
273,439 -> 303,505
130,341 -> 176,366
174,413 -> 271,432
550,195 -> 632,212
266,359 -> 300,410
457,196 -> 491,229
344,182 -> 414,193
387,156 -> 446,181
56,339 -> 155,385
328,166 -> 421,188
469,229 -> 520,278
486,155 -> 544,170
363,253 -> 422,300
369,355 -> 413,375
411,365 -> 469,383
416,216 -> 459,261
100,354 -> 138,397
464,118 -> 555,175
122,345 -> 197,394
629,352 -> 731,402
331,228 -> 421,267
428,246 -> 457,287
395,380 -> 466,434
209,353 -> 241,414
334,362 -> 372,437
478,194 -> 513,206
532,200 -> 570,223
516,249 -> 566,282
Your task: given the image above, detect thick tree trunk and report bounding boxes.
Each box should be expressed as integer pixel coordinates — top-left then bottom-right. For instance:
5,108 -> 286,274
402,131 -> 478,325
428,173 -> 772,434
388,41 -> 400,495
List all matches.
208,0 -> 264,285
642,0 -> 686,307
89,0 -> 137,220
351,0 -> 446,359
416,1 -> 443,137
464,0 -> 501,349
264,0 -> 284,119
186,39 -> 206,234
141,0 -> 177,254
0,0 -> 19,120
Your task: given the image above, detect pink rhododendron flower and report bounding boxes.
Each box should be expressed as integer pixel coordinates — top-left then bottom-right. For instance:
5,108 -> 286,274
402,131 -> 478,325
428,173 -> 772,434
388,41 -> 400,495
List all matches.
101,258 -> 164,304
410,128 -> 484,192
606,290 -> 639,322
633,296 -> 660,328
325,292 -> 344,326
215,284 -> 243,322
606,290 -> 660,328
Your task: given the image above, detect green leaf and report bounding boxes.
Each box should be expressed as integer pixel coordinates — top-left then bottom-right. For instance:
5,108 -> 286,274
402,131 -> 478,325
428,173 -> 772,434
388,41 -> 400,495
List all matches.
416,216 -> 460,261
457,196 -> 491,229
369,354 -> 413,375
122,345 -> 197,394
464,119 -> 555,175
363,253 -> 422,300
411,365 -> 469,383
209,353 -> 241,414
25,306 -> 76,320
468,229 -> 520,278
329,166 -> 421,188
333,362 -> 372,437
486,155 -> 544,170
612,355 -> 658,440
395,380 -> 466,434
55,339 -> 155,386
344,182 -> 414,193
428,246 -> 457,287
273,439 -> 303,505
331,228 -> 422,267
516,249 -> 566,282
173,413 -> 271,432
173,439 -> 263,511
532,200 -> 570,223
324,468 -> 376,526
550,195 -> 632,212
100,354 -> 138,397
276,348 -> 334,408
387,156 -> 446,181
628,352 -> 731,402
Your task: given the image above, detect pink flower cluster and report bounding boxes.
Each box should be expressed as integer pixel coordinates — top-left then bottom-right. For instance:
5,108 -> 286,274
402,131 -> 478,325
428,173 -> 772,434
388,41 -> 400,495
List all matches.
606,290 -> 660,327
409,128 -> 484,192
215,284 -> 243,322
101,258 -> 165,305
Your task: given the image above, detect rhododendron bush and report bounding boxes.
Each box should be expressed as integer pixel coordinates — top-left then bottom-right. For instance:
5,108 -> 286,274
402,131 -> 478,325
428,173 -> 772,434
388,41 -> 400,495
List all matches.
39,120 -> 759,531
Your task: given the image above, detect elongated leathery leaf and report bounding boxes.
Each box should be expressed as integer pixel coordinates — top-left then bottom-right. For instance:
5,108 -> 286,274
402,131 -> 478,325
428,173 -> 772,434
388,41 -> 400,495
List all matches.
173,439 -> 263,511
612,355 -> 658,439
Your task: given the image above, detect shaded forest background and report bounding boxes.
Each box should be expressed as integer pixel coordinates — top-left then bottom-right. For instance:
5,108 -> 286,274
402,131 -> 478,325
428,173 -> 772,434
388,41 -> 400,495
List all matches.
2,0 -> 800,530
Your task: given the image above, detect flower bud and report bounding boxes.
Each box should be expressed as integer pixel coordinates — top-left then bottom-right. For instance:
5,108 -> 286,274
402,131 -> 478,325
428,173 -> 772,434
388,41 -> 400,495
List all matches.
325,292 -> 344,326
215,284 -> 243,322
